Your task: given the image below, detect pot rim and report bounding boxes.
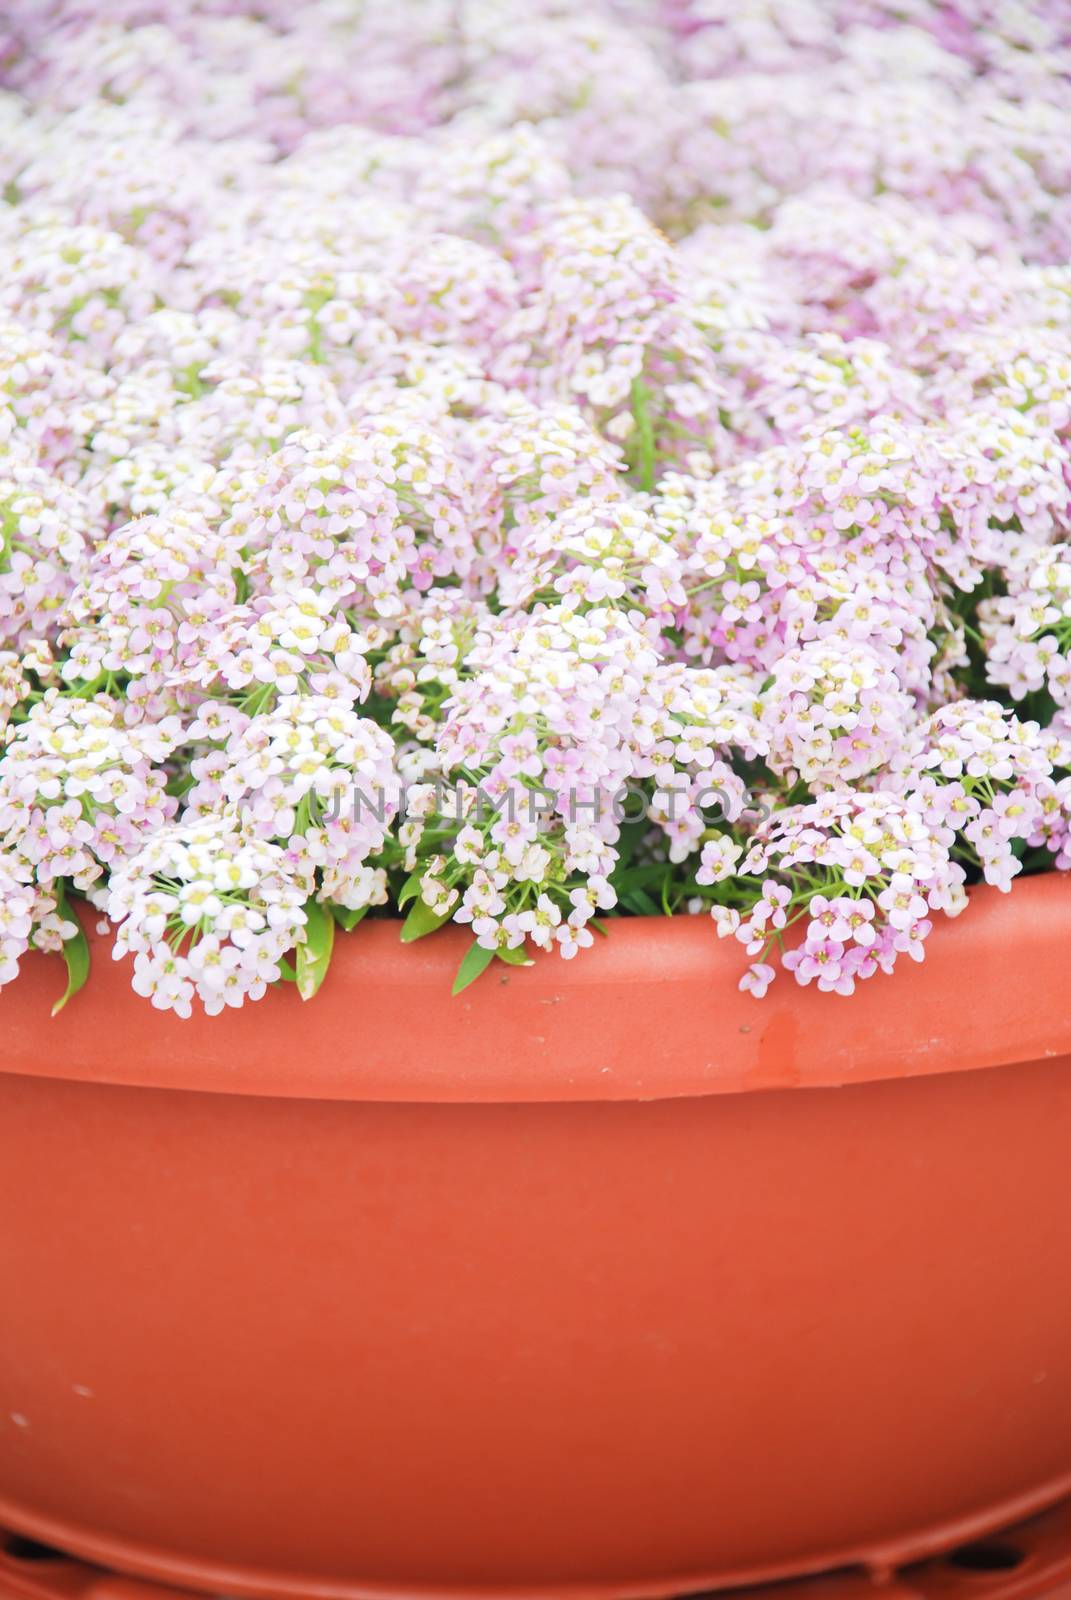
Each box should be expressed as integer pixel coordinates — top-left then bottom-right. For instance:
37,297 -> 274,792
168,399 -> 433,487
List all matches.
2,874 -> 1069,1104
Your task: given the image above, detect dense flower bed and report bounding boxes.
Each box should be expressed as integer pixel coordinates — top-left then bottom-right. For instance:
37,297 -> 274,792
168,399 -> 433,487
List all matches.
0,1 -> 1070,1015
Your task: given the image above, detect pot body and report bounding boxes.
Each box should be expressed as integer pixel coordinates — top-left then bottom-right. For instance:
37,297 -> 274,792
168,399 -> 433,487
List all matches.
1,882 -> 1070,1599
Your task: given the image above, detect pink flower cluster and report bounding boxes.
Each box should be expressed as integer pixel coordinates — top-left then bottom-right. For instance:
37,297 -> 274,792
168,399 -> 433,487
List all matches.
0,0 -> 1068,1012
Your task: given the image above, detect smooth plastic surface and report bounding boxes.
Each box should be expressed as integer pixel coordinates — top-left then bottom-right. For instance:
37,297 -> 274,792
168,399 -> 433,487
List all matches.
5,1495 -> 1071,1600
0,879 -> 1069,1599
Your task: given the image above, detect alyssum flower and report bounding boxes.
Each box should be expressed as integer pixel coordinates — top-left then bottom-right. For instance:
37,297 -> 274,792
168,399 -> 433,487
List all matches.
0,0 -> 1070,1012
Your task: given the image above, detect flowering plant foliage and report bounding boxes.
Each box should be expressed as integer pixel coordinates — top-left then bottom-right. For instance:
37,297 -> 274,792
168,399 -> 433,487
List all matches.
1,0 -> 1071,1014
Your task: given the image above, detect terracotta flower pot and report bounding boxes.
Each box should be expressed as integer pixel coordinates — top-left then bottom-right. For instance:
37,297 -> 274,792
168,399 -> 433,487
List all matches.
1,878 -> 1070,1600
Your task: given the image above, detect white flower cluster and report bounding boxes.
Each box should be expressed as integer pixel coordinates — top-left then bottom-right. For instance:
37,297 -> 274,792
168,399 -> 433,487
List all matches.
0,0 -> 1067,1011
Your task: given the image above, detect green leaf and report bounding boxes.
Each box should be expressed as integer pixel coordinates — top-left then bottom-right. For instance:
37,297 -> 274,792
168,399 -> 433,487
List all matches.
612,863 -> 674,892
400,897 -> 454,943
330,904 -> 369,932
615,817 -> 652,862
52,914 -> 90,1018
296,897 -> 335,1001
276,957 -> 297,984
495,944 -> 532,967
452,940 -> 495,996
621,888 -> 660,916
397,871 -> 424,909
629,376 -> 656,494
